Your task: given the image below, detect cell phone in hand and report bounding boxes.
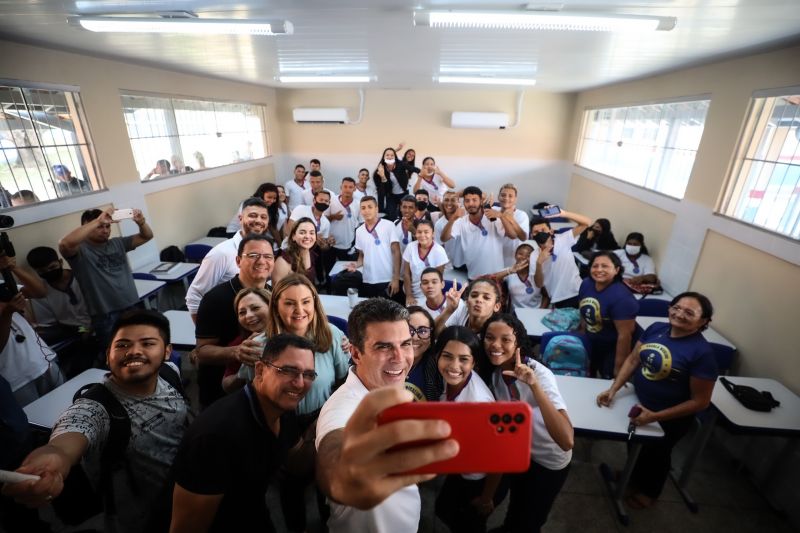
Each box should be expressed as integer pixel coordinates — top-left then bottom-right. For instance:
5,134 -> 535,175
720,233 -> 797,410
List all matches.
111,208 -> 134,221
377,401 -> 532,474
538,205 -> 562,217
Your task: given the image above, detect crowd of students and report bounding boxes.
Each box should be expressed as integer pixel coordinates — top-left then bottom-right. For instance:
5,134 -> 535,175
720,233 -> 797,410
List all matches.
0,149 -> 720,533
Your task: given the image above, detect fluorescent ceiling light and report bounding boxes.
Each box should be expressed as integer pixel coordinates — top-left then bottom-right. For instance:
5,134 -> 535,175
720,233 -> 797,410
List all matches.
76,16 -> 293,35
279,76 -> 371,83
437,76 -> 537,86
415,11 -> 676,32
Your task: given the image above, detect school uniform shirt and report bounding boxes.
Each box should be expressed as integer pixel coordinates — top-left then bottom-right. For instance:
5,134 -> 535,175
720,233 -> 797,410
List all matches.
491,361 -> 572,470
449,215 -> 505,279
633,322 -> 718,412
439,371 -> 495,480
284,178 -> 310,212
316,369 -> 421,533
614,249 -> 656,280
500,208 -> 530,266
402,241 -> 449,302
578,278 -> 639,343
355,219 -> 399,284
393,220 -> 415,255
328,194 -> 363,251
539,231 -> 581,305
423,296 -> 447,319
434,216 -> 465,268
417,175 -> 448,206
443,300 -> 469,329
289,204 -> 331,239
302,187 -> 337,207
507,269 -> 543,309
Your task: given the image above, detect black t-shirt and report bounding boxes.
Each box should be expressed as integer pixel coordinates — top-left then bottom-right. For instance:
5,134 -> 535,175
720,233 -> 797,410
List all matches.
173,384 -> 300,532
194,276 -> 244,408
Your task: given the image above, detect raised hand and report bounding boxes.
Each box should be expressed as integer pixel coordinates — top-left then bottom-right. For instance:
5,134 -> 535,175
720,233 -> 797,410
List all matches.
502,348 -> 538,388
445,280 -> 466,311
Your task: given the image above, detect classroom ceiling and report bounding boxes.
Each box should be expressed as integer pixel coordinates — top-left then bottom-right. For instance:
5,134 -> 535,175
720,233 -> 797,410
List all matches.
0,1 -> 799,92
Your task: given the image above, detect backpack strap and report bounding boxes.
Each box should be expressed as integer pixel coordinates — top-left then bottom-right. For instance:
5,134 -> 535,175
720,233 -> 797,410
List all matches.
158,362 -> 187,399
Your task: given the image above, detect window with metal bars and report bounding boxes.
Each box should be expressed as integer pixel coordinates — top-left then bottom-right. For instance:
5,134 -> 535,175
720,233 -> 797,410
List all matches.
120,93 -> 269,181
719,89 -> 800,240
575,98 -> 710,199
0,82 -> 100,208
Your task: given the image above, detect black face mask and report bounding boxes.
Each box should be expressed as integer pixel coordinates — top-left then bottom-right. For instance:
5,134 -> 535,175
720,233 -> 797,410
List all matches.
415,200 -> 428,211
40,267 -> 63,283
533,232 -> 551,246
314,202 -> 329,212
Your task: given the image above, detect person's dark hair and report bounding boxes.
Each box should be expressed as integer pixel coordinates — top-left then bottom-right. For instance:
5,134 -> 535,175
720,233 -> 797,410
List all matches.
415,219 -> 435,232
360,195 -> 378,206
434,325 -> 485,372
401,194 -> 416,205
420,266 -> 443,282
295,164 -> 306,171
251,184 -> 279,228
261,333 -> 315,363
157,159 -> 171,170
466,277 -> 501,304
462,185 -> 483,199
348,298 -> 409,351
342,177 -> 356,185
80,208 -> 103,225
583,218 -> 618,250
253,182 -> 279,199
529,215 -> 552,230
670,291 -> 714,331
310,158 -> 321,166
241,197 -> 269,211
414,189 -> 429,197
309,170 -> 323,179
407,305 -> 436,353
422,156 -> 435,166
314,189 -> 331,200
359,167 -> 369,175
480,312 -> 535,362
26,246 -> 59,269
624,232 -> 649,255
237,233 -> 272,256
111,309 -> 171,346
285,217 -> 316,272
402,149 -> 416,166
589,251 -> 624,282
532,201 -> 550,210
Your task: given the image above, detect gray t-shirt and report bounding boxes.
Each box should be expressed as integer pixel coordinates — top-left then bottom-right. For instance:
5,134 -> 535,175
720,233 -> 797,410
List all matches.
30,274 -> 91,329
51,367 -> 192,533
65,236 -> 138,316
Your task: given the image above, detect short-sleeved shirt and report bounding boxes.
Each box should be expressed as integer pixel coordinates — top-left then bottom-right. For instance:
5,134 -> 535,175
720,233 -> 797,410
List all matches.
284,178 -> 309,212
51,367 -> 191,533
633,323 -> 718,412
500,209 -> 530,266
355,219 -> 399,284
316,370 -> 420,533
578,278 -> 639,343
328,195 -> 363,251
393,221 -> 415,256
507,269 -> 543,309
434,216 -> 465,268
491,361 -> 572,470
449,215 -> 505,279
538,231 -> 582,304
402,241 -> 449,302
417,176 -> 448,206
65,236 -> 137,317
173,384 -> 299,533
302,187 -> 336,207
30,273 -> 91,329
0,313 -> 53,391
290,204 -> 331,239
614,250 -> 656,280
185,233 -> 242,314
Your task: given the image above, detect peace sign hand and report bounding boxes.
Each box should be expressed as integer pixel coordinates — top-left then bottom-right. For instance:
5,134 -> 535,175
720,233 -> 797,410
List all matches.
445,280 -> 466,312
502,348 -> 538,388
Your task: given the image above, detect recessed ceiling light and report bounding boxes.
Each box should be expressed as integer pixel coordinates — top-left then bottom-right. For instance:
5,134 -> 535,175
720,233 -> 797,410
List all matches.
415,10 -> 676,32
75,16 -> 293,35
278,76 -> 372,83
437,76 -> 537,86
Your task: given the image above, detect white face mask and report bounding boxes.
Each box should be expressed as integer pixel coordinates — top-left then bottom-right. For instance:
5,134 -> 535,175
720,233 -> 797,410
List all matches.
384,158 -> 395,166
625,245 -> 641,256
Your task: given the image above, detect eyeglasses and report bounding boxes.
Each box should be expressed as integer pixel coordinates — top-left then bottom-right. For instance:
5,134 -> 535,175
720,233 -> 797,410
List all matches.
670,305 -> 699,319
264,361 -> 317,382
409,325 -> 432,340
243,252 -> 275,261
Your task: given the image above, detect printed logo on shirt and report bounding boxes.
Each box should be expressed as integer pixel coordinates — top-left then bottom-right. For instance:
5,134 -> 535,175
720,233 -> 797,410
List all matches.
640,342 -> 673,381
579,297 -> 603,334
404,382 -> 426,402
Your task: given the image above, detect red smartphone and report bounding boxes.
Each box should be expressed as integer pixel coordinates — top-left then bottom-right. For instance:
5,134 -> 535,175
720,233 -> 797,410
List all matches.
377,401 -> 533,474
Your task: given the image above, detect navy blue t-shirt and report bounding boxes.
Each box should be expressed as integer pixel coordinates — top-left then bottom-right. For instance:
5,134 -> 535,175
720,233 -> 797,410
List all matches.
633,322 -> 718,412
578,278 -> 638,343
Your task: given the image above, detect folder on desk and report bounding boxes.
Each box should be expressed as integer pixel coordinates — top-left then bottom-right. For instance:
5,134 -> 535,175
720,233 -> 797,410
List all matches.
150,262 -> 179,274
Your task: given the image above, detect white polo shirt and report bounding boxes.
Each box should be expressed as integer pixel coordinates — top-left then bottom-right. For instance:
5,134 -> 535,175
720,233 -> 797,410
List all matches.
302,187 -> 336,207
328,194 -> 363,251
355,219 -> 399,284
449,215 -> 505,279
393,220 -> 415,256
434,216 -> 465,268
284,178 -> 309,212
501,208 -> 530,266
540,231 -> 581,304
316,369 -> 421,533
507,269 -> 543,309
290,204 -> 331,239
401,241 -> 449,302
614,249 -> 656,279
417,175 -> 448,206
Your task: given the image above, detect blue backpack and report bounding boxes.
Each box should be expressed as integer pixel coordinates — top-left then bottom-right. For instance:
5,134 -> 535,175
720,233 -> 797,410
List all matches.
542,334 -> 589,377
541,308 -> 581,332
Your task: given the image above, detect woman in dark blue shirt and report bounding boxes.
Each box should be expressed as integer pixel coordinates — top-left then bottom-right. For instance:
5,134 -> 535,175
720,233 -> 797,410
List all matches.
596,291 -> 718,508
578,251 -> 638,378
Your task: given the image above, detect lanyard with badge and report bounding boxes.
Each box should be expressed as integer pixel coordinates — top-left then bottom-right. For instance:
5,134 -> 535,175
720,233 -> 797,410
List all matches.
340,195 -> 353,218
469,216 -> 488,236
418,243 -> 433,267
365,220 -> 381,245
517,272 -> 535,294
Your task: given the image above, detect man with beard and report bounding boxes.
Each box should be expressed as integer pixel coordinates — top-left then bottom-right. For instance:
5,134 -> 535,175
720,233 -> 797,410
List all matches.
2,310 -> 192,533
194,234 -> 275,409
170,334 -> 315,533
185,198 -> 270,319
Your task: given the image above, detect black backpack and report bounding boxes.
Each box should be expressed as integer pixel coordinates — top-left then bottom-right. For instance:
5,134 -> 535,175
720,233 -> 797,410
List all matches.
52,364 -> 186,525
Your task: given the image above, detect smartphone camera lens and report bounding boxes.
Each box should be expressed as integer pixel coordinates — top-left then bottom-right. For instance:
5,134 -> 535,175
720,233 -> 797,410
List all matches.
496,426 -> 504,433
514,413 -> 525,424
490,414 -> 500,424
509,425 -> 517,433
502,413 -> 512,424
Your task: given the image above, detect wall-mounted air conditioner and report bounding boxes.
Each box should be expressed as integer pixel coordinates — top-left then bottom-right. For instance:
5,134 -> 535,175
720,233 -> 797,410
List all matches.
450,112 -> 509,129
293,108 -> 349,124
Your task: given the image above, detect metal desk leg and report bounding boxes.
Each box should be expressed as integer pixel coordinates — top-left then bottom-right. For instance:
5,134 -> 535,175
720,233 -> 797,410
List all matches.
670,408 -> 719,512
600,442 -> 642,526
